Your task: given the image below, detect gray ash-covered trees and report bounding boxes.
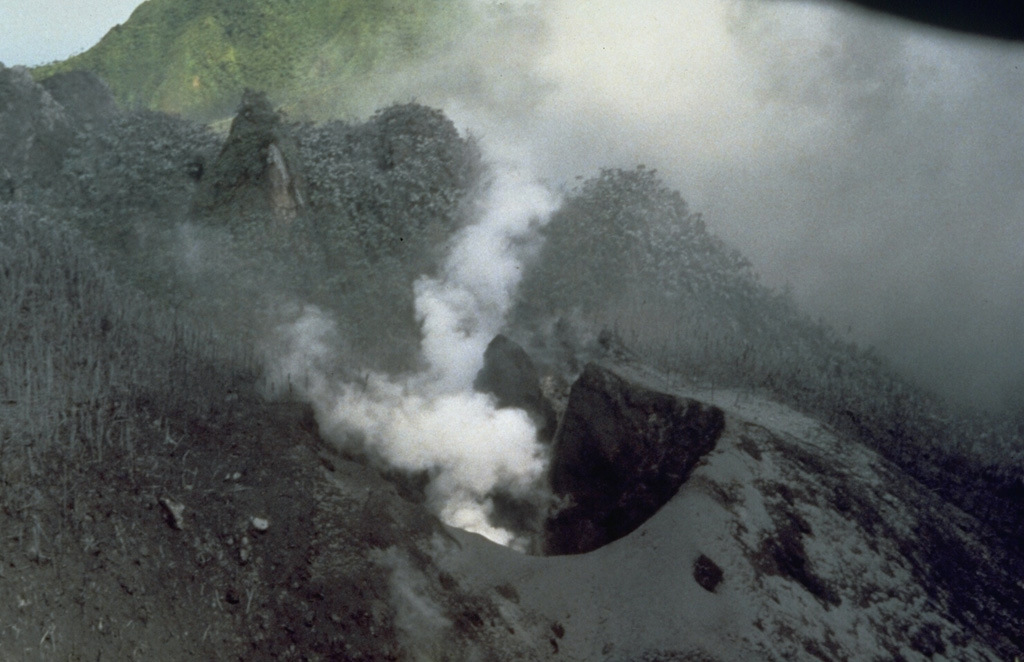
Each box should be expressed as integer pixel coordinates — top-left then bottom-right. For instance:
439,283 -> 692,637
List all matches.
513,165 -> 1024,569
515,166 -> 758,322
298,102 -> 480,276
293,102 -> 482,368
0,68 -> 485,373
0,63 -> 79,202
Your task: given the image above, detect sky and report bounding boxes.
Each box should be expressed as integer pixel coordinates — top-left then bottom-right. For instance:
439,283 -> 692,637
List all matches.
0,0 -> 143,66
1,0 -> 1022,409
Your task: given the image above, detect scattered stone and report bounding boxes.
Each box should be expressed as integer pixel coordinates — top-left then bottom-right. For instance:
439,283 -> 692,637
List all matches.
494,583 -> 520,604
693,554 -> 725,593
239,536 -> 251,565
159,497 -> 186,530
250,516 -> 270,532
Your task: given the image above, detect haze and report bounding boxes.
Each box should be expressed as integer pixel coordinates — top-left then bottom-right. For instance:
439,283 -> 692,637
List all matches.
389,0 -> 1024,410
4,0 -> 1022,409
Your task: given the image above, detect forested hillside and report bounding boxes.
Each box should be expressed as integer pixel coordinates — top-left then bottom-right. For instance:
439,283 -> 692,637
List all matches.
32,0 -> 469,120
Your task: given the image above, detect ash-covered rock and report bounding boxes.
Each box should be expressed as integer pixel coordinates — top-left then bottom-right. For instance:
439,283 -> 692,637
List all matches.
544,363 -> 724,555
192,89 -> 305,228
473,334 -> 558,442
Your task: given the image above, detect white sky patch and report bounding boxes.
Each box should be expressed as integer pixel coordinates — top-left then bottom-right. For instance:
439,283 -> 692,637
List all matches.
0,0 -> 144,66
535,0 -> 763,160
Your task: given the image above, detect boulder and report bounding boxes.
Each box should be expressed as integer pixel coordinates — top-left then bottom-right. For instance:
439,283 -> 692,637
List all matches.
473,334 -> 558,442
544,363 -> 724,555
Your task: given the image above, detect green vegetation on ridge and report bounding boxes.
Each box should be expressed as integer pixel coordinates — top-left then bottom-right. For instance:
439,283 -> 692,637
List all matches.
33,0 -> 470,120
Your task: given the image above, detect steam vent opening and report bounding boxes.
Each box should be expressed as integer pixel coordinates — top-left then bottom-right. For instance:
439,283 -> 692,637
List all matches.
473,336 -> 726,556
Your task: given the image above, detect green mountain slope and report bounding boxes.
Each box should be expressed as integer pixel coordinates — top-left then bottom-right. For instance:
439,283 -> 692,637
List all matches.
33,0 -> 469,120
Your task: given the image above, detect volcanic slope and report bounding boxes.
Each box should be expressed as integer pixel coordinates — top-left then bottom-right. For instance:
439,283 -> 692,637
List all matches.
439,361 -> 1024,662
3,60 -> 1023,660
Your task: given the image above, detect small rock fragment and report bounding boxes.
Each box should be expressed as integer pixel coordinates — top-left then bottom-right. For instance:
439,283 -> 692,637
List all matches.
239,536 -> 251,564
693,554 -> 724,593
159,497 -> 186,530
250,516 -> 270,532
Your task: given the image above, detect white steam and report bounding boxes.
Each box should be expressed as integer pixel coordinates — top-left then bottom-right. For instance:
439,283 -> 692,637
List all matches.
264,165 -> 559,549
416,168 -> 558,391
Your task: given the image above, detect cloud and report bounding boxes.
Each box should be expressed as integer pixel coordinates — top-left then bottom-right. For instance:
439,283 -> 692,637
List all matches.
372,0 -> 1024,408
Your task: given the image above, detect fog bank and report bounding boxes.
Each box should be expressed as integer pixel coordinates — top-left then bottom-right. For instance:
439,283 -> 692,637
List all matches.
376,0 -> 1024,409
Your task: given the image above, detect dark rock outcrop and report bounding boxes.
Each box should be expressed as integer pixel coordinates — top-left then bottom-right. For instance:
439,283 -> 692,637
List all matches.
545,363 -> 725,555
193,89 -> 305,228
473,334 -> 558,442
693,554 -> 725,593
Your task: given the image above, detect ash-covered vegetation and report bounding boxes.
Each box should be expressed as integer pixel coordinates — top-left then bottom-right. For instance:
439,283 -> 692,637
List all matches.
5,64 -> 1024,563
513,167 -> 1024,556
17,79 -> 482,372
0,200 -> 259,505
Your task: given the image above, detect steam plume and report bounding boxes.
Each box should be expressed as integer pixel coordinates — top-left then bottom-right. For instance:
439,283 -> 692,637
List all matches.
264,163 -> 559,549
